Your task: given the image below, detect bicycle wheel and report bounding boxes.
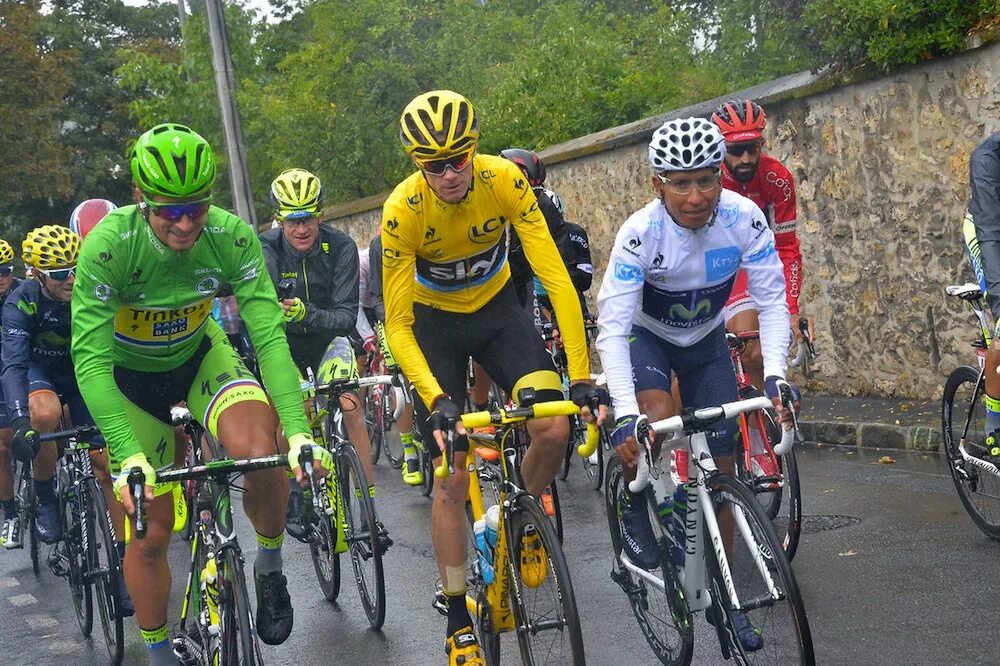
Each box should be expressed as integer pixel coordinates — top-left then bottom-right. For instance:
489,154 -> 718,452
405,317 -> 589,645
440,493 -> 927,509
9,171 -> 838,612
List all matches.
86,478 -> 125,665
220,546 -> 261,665
418,429 -> 434,498
339,444 -> 386,629
581,425 -> 607,491
61,467 -> 92,637
543,481 -> 563,545
366,387 -> 384,466
942,365 -> 1000,538
705,474 -> 814,665
20,466 -> 39,575
381,385 -> 405,469
505,492 -> 585,665
308,477 -> 342,602
604,455 -> 693,666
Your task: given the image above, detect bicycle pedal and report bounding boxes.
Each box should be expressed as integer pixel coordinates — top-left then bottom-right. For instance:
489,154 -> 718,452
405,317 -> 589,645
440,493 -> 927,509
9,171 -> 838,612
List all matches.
171,636 -> 201,666
432,589 -> 449,617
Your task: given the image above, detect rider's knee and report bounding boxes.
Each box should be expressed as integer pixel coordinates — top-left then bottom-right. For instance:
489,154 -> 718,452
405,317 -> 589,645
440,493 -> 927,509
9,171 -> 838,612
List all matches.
28,392 -> 62,430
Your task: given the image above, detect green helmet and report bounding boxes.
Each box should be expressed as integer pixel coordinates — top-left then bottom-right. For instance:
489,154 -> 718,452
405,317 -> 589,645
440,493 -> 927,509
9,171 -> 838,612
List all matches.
129,123 -> 216,198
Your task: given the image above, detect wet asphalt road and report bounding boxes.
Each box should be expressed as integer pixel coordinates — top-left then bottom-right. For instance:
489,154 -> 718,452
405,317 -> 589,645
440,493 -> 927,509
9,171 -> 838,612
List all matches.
0,442 -> 994,665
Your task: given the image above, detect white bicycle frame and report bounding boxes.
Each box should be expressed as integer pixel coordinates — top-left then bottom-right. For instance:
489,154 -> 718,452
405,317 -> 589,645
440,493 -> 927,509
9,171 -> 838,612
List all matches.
618,392 -> 797,614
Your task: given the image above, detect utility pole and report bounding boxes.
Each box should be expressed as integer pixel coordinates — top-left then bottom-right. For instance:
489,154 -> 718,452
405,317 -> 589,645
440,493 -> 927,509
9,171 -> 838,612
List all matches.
176,0 -> 186,28
204,0 -> 257,226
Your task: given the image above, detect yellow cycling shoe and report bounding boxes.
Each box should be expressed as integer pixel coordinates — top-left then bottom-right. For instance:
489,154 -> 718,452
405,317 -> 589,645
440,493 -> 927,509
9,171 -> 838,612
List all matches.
445,625 -> 484,666
401,458 -> 424,486
519,525 -> 547,588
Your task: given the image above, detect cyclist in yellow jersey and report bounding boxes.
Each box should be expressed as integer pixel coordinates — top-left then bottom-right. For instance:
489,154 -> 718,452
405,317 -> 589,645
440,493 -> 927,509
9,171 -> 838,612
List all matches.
382,90 -> 606,664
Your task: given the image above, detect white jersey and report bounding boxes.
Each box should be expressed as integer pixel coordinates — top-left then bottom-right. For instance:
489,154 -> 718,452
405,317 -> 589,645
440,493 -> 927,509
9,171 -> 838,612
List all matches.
596,189 -> 789,418
356,247 -> 374,340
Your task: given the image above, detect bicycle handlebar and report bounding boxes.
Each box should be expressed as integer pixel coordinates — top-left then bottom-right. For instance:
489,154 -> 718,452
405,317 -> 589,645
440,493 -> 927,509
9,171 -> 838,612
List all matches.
315,374 -> 394,394
36,424 -> 103,443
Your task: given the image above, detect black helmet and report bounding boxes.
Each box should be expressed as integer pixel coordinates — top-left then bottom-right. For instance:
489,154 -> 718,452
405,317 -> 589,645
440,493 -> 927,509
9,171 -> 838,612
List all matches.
500,148 -> 546,187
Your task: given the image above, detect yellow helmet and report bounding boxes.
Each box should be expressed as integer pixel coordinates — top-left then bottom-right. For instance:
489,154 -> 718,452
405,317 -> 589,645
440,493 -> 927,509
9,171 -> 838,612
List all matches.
0,239 -> 14,265
22,225 -> 80,270
399,90 -> 479,159
270,168 -> 323,219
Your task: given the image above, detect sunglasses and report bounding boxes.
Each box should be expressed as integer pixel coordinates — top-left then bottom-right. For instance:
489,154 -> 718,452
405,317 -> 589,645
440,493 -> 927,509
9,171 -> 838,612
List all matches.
38,266 -> 76,281
276,209 -> 319,224
144,198 -> 211,222
656,171 -> 721,196
417,150 -> 474,176
726,142 -> 761,157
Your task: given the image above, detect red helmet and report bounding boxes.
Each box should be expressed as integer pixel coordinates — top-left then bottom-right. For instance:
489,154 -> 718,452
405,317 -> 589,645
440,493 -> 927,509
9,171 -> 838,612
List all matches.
711,99 -> 766,143
69,199 -> 117,239
500,148 -> 546,187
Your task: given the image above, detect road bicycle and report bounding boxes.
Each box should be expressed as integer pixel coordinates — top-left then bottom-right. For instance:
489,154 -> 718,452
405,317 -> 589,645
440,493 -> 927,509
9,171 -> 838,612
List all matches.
726,331 -> 802,560
302,372 -> 393,629
437,391 -> 586,665
941,282 -> 1000,538
605,384 -> 814,665
40,425 -> 125,664
130,435 -> 284,665
7,454 -> 39,573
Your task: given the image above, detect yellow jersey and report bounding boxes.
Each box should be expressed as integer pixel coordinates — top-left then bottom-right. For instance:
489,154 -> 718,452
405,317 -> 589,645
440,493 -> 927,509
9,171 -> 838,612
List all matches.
381,154 -> 589,407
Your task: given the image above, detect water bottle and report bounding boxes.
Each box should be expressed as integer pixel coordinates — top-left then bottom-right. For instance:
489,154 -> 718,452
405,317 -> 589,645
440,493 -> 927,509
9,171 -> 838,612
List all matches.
670,484 -> 687,567
199,553 -> 221,635
473,518 -> 495,584
484,504 -> 500,549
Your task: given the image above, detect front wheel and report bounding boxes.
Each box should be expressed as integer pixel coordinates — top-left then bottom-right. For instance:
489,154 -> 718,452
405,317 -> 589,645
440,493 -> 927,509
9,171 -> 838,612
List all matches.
366,387 -> 384,466
61,468 -> 92,638
308,479 -> 342,602
942,365 -> 1000,538
706,474 -> 814,665
604,455 -> 693,666
339,444 -> 386,629
220,547 -> 261,665
506,492 -> 585,665
87,478 -> 125,665
19,466 -> 39,575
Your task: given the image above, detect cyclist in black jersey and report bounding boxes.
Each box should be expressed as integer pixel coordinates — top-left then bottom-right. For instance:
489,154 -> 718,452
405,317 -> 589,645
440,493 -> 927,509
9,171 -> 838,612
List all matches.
0,239 -> 23,549
260,168 -> 392,549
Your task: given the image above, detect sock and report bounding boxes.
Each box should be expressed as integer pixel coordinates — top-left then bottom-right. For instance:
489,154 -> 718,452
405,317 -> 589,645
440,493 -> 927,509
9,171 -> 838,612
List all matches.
402,432 -> 416,455
35,476 -> 56,502
368,484 -> 378,513
140,625 -> 173,666
255,532 -> 284,574
1,499 -> 15,518
116,541 -> 126,562
986,394 -> 1000,438
446,591 -> 472,635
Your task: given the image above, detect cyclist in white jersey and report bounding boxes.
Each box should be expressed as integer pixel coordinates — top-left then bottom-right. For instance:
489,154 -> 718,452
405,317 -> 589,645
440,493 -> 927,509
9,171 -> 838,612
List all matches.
596,117 -> 791,651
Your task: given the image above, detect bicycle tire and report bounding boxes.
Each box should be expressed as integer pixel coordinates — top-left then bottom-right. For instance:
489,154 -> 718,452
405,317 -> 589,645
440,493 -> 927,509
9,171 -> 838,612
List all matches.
61,466 -> 92,637
559,438 -> 573,481
942,365 -> 1000,539
180,434 -> 200,542
418,428 -> 434,498
705,474 -> 814,665
86,478 -> 125,665
220,546 -> 261,665
339,443 -> 386,629
381,385 -> 405,469
506,492 -> 585,665
604,455 -> 693,666
366,387 -> 384,466
735,389 -> 802,561
21,466 -> 39,576
582,425 -> 607,491
308,478 -> 343,602
545,481 -> 563,545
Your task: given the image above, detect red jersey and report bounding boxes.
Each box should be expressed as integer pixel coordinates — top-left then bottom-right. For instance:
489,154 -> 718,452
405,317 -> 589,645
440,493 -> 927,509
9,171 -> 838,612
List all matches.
721,153 -> 802,315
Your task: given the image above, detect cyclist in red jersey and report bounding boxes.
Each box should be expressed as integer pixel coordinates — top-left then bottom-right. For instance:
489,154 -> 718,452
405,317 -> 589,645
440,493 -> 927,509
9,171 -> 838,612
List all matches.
712,99 -> 805,395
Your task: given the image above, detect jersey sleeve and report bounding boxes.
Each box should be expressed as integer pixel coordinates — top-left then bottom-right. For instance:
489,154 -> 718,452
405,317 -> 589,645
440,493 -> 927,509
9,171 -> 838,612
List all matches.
768,162 -> 802,315
225,223 -> 310,438
510,184 -> 590,383
565,223 -> 593,294
298,236 -> 359,339
382,202 -> 444,408
742,206 -> 790,381
1,286 -> 36,423
72,228 -> 142,463
595,216 -> 651,418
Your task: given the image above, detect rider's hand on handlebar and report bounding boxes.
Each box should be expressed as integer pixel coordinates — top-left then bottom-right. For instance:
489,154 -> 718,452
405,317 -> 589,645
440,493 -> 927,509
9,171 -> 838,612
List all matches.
115,453 -> 156,516
10,418 -> 38,463
427,395 -> 463,454
764,376 -> 801,428
610,414 -> 642,470
288,433 -> 333,486
569,381 -> 609,426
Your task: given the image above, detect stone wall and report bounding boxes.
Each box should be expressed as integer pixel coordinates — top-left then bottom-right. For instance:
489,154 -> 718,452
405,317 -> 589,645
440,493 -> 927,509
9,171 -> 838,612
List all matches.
327,40 -> 1000,399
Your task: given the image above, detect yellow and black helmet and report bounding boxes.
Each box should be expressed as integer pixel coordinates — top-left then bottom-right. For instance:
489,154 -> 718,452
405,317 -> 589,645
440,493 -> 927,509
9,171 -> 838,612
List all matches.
270,168 -> 323,219
399,90 -> 479,159
0,239 -> 14,265
22,225 -> 80,269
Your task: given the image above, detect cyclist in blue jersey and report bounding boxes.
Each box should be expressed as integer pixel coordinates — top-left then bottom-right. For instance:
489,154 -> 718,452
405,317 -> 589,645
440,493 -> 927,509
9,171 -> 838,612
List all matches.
0,239 -> 22,548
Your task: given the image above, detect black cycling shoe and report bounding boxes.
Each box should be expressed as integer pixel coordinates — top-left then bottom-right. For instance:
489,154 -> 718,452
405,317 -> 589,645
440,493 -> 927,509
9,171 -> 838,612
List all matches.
617,488 -> 660,570
254,567 -> 293,645
285,489 -> 307,541
35,497 -> 62,544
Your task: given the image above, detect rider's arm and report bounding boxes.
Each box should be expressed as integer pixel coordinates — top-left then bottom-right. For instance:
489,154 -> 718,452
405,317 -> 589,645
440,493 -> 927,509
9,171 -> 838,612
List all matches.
368,237 -> 385,322
382,201 -> 444,408
742,204 -> 791,381
512,185 -> 590,382
564,222 -> 593,294
970,134 -> 1000,315
72,229 -> 144,463
1,285 -> 35,423
768,160 -> 802,316
299,234 -> 359,339
595,215 -> 650,418
227,223 -> 310,437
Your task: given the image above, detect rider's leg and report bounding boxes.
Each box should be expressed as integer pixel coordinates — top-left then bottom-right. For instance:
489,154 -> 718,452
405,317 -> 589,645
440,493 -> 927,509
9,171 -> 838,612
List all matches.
431,448 -> 473,633
726,308 -> 764,392
984,343 -> 1000,439
469,362 -> 492,408
0,427 -> 13,512
28,390 -> 62,483
522,415 -> 570,497
124,493 -> 174,663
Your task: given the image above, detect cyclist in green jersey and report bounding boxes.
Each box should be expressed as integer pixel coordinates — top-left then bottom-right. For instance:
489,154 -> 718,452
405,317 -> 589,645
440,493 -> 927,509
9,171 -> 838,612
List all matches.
71,123 -> 330,664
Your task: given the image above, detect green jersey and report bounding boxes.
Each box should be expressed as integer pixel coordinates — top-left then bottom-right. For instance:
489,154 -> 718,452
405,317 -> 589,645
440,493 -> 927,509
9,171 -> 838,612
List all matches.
72,205 -> 308,462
